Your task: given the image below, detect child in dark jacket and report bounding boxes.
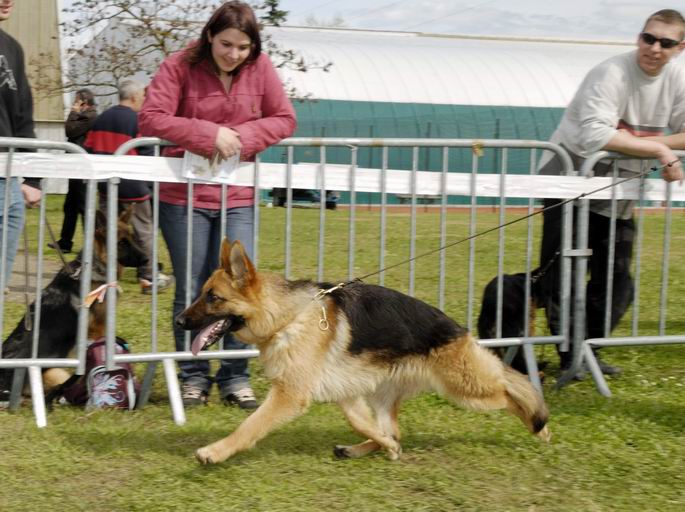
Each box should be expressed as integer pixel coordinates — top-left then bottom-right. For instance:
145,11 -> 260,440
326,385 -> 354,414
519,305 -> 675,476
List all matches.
85,79 -> 173,294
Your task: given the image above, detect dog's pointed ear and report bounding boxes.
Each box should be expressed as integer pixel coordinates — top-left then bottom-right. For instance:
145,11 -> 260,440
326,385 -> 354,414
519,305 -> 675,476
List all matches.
220,237 -> 233,273
225,240 -> 256,289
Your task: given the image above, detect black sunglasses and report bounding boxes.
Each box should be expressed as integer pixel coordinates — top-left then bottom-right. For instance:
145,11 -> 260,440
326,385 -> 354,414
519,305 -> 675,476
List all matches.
640,32 -> 682,49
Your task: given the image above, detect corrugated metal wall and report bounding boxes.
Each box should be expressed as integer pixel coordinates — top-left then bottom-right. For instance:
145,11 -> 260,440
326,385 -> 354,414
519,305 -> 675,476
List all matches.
4,0 -> 63,123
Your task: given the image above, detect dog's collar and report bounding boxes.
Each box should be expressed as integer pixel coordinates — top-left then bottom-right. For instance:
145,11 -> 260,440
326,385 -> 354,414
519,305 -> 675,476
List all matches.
313,283 -> 343,331
313,282 -> 347,302
531,251 -> 560,283
64,259 -> 83,281
313,281 -> 355,331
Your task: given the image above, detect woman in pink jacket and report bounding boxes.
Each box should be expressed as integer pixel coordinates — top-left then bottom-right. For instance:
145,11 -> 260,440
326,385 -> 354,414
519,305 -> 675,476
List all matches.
139,1 -> 296,408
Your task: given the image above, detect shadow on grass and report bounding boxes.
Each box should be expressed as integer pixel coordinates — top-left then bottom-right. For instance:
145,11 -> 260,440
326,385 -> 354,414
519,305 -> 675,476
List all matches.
56,408 -> 523,464
58,419 -> 353,458
546,383 -> 685,433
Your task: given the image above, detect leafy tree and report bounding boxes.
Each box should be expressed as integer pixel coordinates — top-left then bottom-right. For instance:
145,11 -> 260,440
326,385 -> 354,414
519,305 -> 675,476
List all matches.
30,0 -> 330,105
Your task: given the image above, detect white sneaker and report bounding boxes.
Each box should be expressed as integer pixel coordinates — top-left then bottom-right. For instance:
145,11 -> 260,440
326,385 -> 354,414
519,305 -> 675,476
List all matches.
140,273 -> 174,294
181,383 -> 208,407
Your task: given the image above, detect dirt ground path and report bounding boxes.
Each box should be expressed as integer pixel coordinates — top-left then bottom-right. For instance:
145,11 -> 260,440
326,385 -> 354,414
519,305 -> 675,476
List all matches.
4,247 -> 63,304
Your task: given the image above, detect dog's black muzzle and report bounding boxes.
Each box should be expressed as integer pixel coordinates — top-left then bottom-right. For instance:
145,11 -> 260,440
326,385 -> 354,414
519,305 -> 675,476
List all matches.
174,312 -> 245,332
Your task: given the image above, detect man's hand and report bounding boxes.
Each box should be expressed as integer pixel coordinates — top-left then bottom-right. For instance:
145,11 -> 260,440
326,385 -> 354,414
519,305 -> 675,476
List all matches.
606,133 -> 683,184
661,159 -> 684,183
21,184 -> 41,208
214,127 -> 242,160
656,146 -> 684,184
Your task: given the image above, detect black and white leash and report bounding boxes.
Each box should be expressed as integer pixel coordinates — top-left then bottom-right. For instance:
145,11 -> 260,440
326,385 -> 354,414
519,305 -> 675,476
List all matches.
315,158 -> 683,300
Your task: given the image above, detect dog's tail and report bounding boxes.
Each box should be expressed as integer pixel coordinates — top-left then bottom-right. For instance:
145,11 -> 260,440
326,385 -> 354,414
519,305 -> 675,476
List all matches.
501,365 -> 550,440
436,334 -> 550,441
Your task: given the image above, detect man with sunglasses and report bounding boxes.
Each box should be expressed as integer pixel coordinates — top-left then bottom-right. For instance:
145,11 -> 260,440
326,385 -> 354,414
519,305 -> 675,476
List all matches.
537,9 -> 685,379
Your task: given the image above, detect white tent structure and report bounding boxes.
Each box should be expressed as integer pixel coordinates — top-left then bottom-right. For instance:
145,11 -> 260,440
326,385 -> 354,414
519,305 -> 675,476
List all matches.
269,26 -> 641,108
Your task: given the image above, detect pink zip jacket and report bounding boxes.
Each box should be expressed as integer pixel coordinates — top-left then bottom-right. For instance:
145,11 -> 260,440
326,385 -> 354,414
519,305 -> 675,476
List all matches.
139,49 -> 297,209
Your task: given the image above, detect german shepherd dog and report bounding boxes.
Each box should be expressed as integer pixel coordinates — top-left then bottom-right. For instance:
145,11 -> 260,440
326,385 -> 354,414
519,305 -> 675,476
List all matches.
176,239 -> 550,465
477,270 -> 546,375
0,208 -> 147,393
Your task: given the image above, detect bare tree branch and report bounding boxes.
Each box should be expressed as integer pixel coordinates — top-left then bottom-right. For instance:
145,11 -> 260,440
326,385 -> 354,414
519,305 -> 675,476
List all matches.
29,0 -> 331,106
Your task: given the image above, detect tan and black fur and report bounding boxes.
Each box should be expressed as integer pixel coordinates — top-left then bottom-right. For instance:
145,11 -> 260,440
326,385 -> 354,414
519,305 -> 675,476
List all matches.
0,208 -> 147,394
177,239 -> 551,465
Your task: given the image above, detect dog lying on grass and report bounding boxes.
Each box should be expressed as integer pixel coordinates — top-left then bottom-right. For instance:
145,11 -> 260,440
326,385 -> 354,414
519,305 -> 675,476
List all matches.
176,239 -> 551,465
0,208 -> 147,395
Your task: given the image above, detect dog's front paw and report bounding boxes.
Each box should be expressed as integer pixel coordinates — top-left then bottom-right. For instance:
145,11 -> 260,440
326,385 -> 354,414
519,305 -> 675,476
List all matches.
386,444 -> 402,461
196,446 -> 220,465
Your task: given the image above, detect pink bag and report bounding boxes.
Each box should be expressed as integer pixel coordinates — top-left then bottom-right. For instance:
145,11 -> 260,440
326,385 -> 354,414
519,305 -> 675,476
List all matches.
61,337 -> 138,410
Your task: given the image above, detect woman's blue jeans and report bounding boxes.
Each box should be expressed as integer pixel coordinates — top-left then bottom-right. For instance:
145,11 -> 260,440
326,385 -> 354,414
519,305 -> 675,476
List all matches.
0,178 -> 26,285
159,201 -> 254,395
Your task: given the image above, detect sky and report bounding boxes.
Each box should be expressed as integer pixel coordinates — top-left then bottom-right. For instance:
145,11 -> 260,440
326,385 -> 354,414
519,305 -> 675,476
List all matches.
277,0 -> 678,42
57,1 -> 682,45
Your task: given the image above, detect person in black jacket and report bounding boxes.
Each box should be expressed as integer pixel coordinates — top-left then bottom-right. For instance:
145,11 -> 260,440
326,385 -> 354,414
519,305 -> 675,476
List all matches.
0,0 -> 42,285
49,89 -> 97,253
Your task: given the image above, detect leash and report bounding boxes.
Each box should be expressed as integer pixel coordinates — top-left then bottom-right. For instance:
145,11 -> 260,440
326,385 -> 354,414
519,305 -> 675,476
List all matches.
21,223 -> 32,331
354,160 -> 679,282
45,217 -> 74,275
45,216 -> 118,305
531,250 -> 560,284
17,216 -> 84,334
314,159 -> 681,305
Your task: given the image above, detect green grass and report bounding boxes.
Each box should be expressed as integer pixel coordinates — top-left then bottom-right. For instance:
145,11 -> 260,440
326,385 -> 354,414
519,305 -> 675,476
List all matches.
1,197 -> 685,511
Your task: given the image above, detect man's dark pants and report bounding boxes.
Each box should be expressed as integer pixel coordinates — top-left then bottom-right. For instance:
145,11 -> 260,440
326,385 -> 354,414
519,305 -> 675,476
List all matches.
58,179 -> 86,246
539,199 -> 635,368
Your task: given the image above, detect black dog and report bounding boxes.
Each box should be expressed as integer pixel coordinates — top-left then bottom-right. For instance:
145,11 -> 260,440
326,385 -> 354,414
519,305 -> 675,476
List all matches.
0,209 -> 147,393
477,270 -> 546,375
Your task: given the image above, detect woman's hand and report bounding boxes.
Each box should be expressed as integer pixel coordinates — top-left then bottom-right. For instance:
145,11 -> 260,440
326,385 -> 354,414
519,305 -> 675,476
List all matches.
214,127 -> 242,159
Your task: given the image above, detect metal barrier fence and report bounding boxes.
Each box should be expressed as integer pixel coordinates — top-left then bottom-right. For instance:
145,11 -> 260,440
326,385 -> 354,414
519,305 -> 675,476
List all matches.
103,137 -> 576,422
3,135 -> 683,426
569,150 -> 685,397
0,137 -> 91,427
1,137 -> 272,427
269,138 -> 576,395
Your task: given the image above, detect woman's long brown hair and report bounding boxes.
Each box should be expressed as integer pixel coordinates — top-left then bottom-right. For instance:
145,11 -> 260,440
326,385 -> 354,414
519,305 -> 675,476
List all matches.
185,1 -> 262,75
